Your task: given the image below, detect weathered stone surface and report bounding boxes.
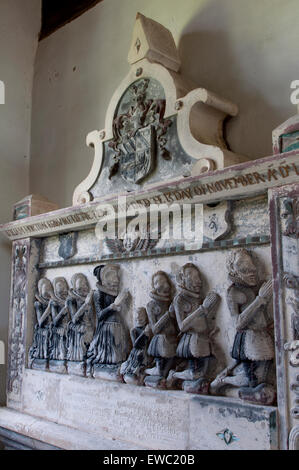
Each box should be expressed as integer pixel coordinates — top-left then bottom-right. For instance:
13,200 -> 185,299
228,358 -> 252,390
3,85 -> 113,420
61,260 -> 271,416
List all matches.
22,370 -> 190,449
0,407 -> 143,450
13,194 -> 58,221
269,183 -> 299,449
189,395 -> 277,450
1,13 -> 299,453
0,150 -> 298,242
273,110 -> 299,154
17,370 -> 278,450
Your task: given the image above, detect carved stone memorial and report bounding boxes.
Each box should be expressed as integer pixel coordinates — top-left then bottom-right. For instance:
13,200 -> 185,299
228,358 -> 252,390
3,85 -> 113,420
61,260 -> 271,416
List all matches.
29,278 -> 54,371
87,264 -> 130,380
120,307 -> 151,385
144,271 -> 177,389
0,13 -> 299,450
49,277 -> 70,374
66,273 -> 94,377
172,263 -> 220,394
210,249 -> 275,405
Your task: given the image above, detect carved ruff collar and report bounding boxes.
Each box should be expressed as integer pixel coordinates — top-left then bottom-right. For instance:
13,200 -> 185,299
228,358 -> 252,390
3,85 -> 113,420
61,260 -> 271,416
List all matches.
228,273 -> 258,288
35,294 -> 50,306
96,282 -> 119,297
178,286 -> 201,299
68,288 -> 88,303
149,291 -> 171,302
229,280 -> 258,292
53,293 -> 68,307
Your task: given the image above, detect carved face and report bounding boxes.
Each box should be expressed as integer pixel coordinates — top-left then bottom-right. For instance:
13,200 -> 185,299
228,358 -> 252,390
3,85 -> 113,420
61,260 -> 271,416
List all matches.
153,273 -> 171,297
75,277 -> 89,297
55,279 -> 68,300
135,307 -> 147,327
102,267 -> 120,291
122,232 -> 138,252
234,253 -> 258,287
182,266 -> 202,293
39,280 -> 52,300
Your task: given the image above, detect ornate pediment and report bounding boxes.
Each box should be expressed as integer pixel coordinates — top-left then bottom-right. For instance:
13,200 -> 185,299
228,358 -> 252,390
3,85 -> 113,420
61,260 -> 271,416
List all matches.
73,13 -> 247,206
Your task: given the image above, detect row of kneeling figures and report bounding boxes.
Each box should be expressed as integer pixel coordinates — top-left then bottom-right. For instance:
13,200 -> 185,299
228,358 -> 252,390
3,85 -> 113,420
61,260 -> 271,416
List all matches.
28,248 -> 276,405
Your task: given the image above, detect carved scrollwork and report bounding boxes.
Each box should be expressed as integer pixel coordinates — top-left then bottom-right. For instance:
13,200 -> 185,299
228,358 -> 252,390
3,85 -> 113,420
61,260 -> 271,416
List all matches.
7,242 -> 28,398
283,273 -> 299,367
289,424 -> 299,450
282,198 -> 299,238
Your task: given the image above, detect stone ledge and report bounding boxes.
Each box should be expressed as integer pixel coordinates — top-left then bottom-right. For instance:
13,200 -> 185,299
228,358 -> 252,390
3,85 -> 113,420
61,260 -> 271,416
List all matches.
1,149 -> 299,241
0,407 -> 145,450
6,369 -> 279,450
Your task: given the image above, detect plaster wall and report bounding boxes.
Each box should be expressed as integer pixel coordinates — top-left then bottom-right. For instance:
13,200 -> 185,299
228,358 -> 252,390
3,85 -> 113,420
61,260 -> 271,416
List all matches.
29,0 -> 299,209
0,0 -> 41,404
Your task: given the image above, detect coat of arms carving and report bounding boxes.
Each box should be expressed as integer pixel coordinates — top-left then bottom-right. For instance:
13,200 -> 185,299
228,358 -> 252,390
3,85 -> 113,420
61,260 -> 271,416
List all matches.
203,201 -> 233,241
58,232 -> 78,260
108,78 -> 172,184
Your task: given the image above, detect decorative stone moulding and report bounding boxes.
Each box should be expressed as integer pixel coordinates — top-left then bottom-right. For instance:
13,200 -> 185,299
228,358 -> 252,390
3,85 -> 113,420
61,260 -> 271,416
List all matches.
269,182 -> 299,450
273,105 -> 299,155
13,194 -> 58,221
72,13 -> 248,206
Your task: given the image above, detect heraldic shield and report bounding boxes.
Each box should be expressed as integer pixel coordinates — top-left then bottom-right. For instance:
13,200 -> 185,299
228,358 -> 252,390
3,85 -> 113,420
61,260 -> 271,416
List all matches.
203,201 -> 233,241
120,124 -> 155,184
58,232 -> 78,260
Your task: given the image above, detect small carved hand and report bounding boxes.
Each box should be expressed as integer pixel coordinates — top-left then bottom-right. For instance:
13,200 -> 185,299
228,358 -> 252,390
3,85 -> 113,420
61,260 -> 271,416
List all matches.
85,290 -> 93,305
259,280 -> 273,303
203,292 -> 219,312
110,303 -> 121,312
284,339 -> 299,351
114,288 -> 130,306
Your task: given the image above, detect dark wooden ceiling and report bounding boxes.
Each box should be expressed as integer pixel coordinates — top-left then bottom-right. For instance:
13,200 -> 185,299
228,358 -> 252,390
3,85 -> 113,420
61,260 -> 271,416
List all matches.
40,0 -> 104,40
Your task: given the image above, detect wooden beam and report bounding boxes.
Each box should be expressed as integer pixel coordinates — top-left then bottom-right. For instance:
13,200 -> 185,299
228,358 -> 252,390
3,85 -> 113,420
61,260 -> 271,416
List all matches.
40,0 -> 103,40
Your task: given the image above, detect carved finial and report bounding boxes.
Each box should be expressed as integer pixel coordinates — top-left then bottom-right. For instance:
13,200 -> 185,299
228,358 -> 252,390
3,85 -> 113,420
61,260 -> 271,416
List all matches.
128,13 -> 181,72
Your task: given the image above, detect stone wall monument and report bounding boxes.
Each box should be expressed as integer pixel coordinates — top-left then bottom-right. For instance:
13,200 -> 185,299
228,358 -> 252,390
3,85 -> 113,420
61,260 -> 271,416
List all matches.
0,13 -> 298,450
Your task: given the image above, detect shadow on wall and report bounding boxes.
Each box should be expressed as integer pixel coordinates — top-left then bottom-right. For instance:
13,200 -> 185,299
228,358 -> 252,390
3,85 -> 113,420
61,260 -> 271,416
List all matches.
0,237 -> 11,407
178,0 -> 297,159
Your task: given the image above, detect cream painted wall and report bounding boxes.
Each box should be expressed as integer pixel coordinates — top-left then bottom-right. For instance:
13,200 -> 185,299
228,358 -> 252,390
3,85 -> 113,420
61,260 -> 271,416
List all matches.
29,0 -> 299,209
0,0 -> 41,404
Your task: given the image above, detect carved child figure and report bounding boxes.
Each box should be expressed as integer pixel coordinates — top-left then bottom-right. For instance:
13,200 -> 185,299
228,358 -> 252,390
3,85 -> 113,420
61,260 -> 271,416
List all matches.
29,278 -> 55,370
66,273 -> 94,376
120,307 -> 151,385
144,271 -> 177,388
210,248 -> 275,405
86,264 -> 130,380
172,263 -> 219,394
48,277 -> 70,373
